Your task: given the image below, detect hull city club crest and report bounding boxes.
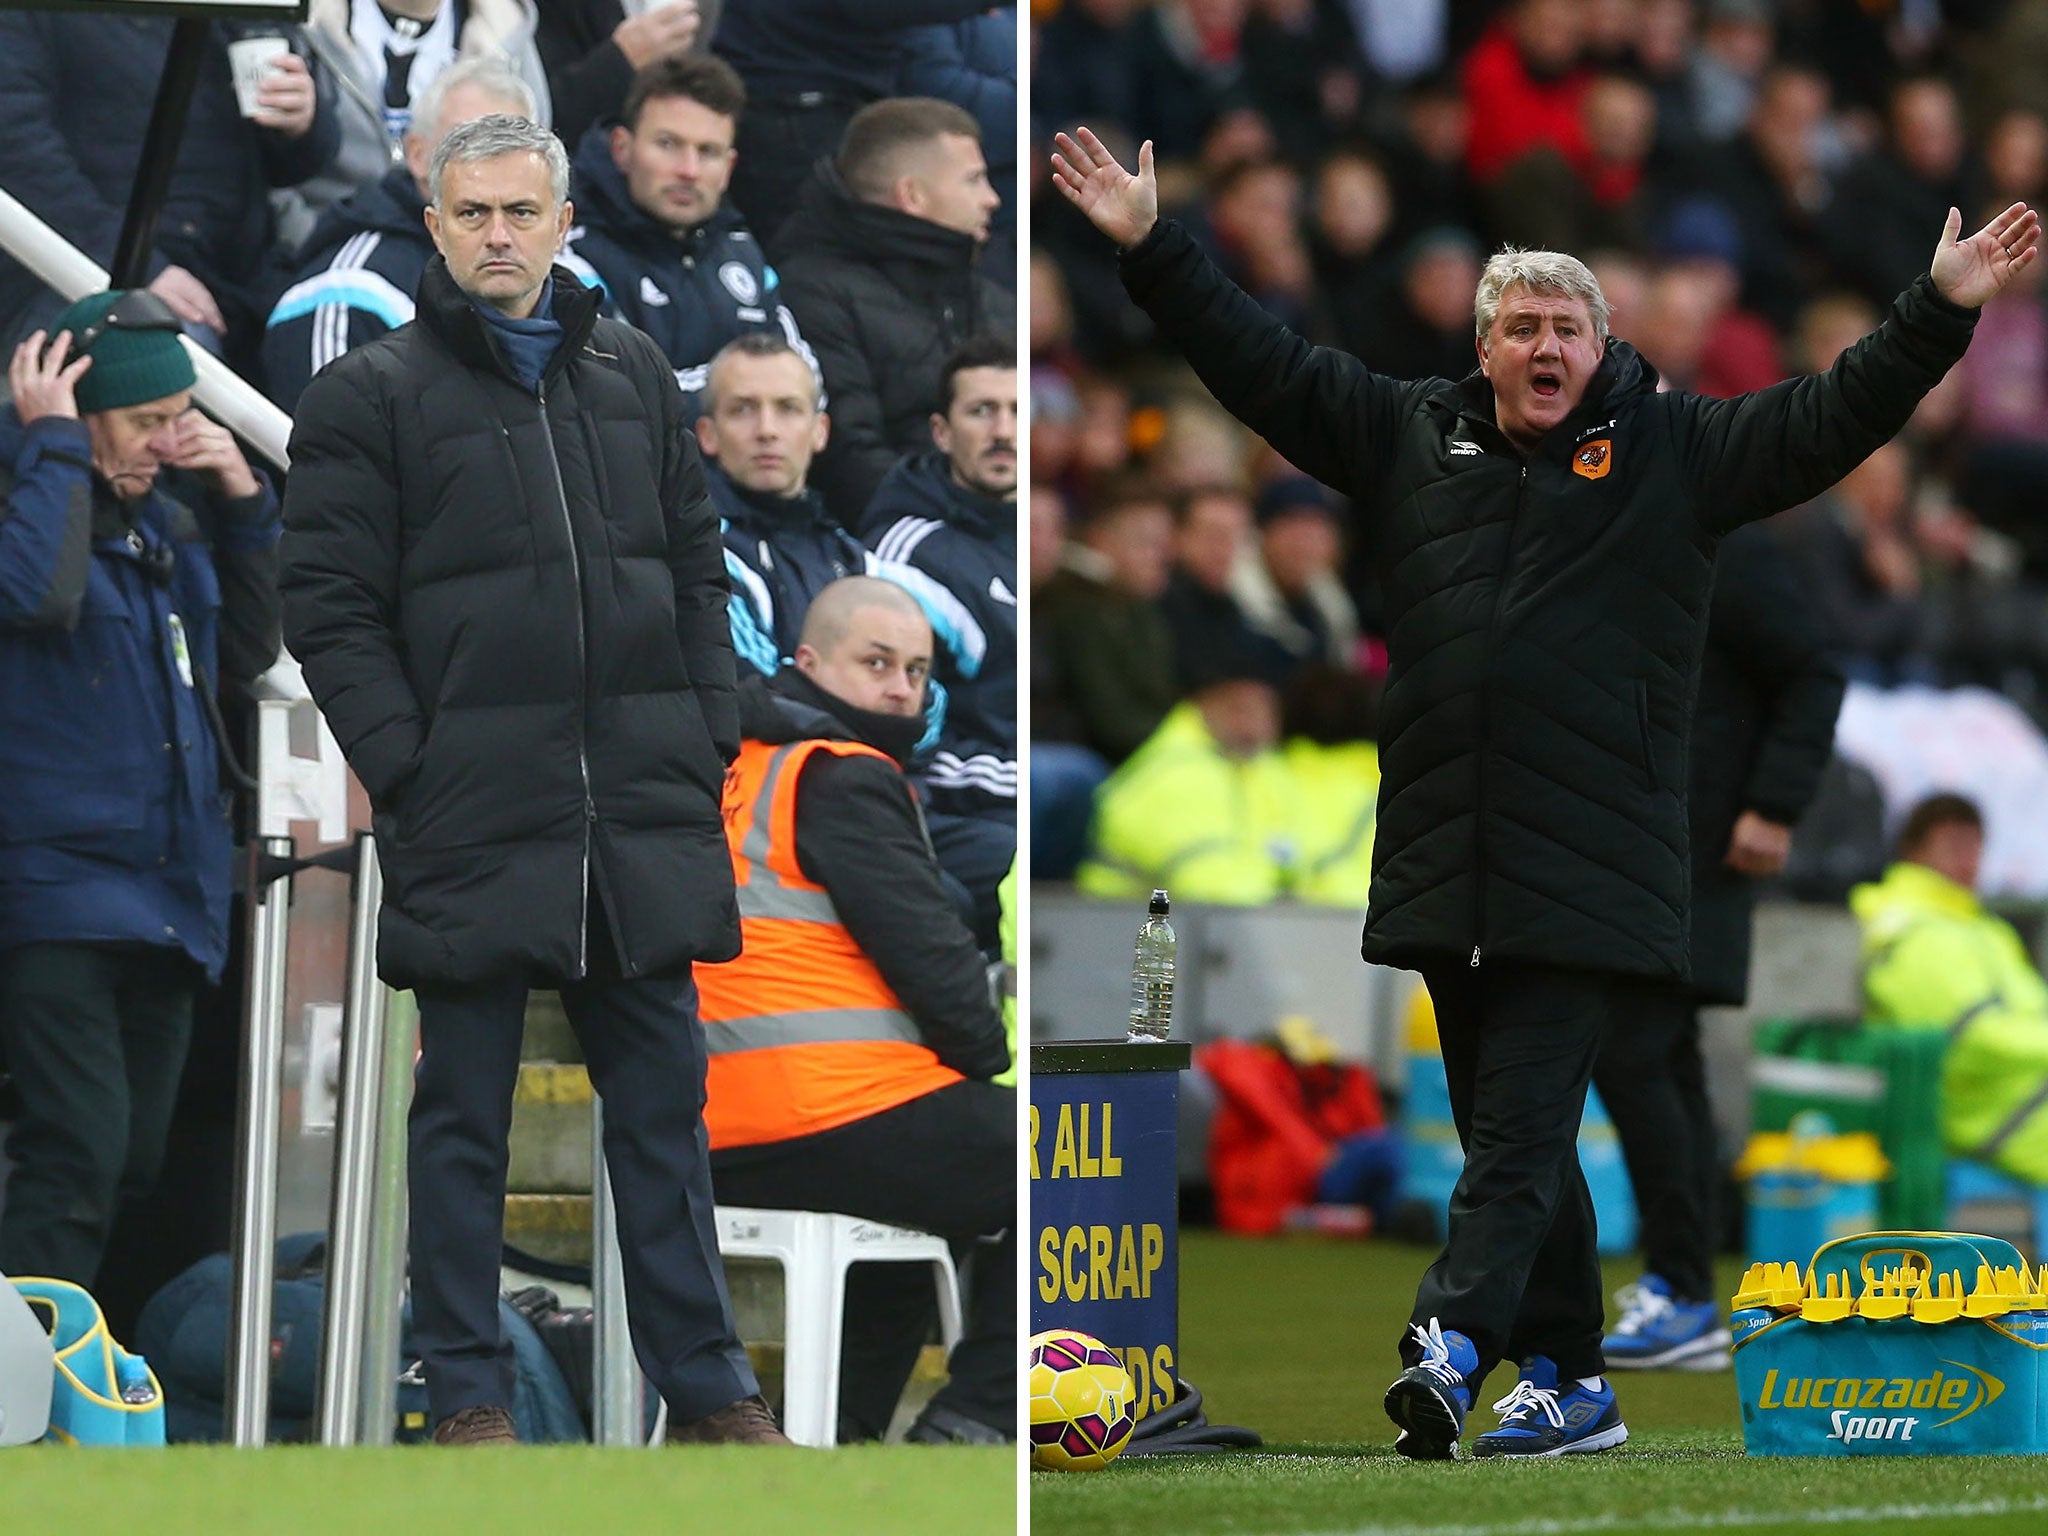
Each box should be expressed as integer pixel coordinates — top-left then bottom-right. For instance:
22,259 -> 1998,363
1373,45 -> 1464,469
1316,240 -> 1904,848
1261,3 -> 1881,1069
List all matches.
1573,438 -> 1613,480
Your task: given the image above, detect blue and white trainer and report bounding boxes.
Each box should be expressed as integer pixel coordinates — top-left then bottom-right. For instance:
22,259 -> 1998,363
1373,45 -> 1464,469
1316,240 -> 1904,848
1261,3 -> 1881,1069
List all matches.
1471,1356 -> 1628,1458
1603,1274 -> 1732,1370
1383,1318 -> 1478,1460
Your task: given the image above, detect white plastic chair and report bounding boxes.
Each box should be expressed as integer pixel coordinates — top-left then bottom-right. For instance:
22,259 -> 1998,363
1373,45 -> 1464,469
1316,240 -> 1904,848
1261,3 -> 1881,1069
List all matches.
0,1272 -> 56,1446
714,1206 -> 964,1447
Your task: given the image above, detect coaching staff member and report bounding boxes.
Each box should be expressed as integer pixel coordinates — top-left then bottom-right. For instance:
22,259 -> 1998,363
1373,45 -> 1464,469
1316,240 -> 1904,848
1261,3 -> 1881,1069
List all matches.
1052,125 -> 2033,1459
281,115 -> 783,1446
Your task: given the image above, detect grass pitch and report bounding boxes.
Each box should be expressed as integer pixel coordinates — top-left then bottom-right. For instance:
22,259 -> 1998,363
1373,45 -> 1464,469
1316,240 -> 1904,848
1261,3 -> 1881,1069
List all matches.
0,1444 -> 1014,1534
1030,1233 -> 2048,1535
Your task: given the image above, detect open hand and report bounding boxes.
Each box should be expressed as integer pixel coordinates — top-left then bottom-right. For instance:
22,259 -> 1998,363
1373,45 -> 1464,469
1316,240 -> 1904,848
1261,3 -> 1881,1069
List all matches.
8,330 -> 92,423
161,410 -> 261,500
1931,201 -> 2040,307
1050,127 -> 1158,250
149,265 -> 226,334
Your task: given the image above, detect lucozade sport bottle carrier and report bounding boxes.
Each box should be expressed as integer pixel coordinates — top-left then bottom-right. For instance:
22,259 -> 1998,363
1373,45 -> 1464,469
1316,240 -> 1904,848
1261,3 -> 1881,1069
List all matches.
1732,1231 -> 2048,1456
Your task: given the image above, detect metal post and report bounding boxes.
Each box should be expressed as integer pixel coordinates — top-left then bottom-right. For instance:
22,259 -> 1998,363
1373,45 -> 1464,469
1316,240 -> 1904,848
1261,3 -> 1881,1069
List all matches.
357,988 -> 415,1445
317,836 -> 385,1445
226,835 -> 294,1446
590,1097 -> 645,1444
112,20 -> 209,289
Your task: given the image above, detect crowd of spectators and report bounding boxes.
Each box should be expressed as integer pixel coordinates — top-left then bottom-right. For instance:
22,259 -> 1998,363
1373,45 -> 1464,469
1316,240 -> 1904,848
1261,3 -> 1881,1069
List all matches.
0,1 -> 1019,1422
1030,0 -> 2048,894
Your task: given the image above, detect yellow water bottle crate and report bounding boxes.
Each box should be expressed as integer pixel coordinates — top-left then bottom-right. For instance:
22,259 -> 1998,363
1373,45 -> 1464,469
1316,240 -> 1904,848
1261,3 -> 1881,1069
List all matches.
1732,1231 -> 2048,1456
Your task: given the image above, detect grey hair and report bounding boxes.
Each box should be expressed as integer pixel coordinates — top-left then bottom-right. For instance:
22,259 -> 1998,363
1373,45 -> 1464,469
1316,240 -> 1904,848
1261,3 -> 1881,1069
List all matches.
412,57 -> 538,146
1473,247 -> 1611,343
429,115 -> 569,209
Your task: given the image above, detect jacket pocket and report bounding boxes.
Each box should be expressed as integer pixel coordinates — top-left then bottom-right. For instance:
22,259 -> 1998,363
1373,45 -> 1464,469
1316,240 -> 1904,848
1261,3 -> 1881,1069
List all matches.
1634,680 -> 1660,792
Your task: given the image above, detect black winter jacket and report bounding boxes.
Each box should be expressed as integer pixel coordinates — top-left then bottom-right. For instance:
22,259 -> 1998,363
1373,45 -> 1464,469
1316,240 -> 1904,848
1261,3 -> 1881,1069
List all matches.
770,164 -> 1011,517
532,0 -> 634,149
1685,525 -> 1845,1003
562,127 -> 808,417
740,669 -> 1008,1080
1122,218 -> 1974,981
861,450 -> 1016,817
281,259 -> 740,988
0,15 -> 338,348
712,0 -> 1000,103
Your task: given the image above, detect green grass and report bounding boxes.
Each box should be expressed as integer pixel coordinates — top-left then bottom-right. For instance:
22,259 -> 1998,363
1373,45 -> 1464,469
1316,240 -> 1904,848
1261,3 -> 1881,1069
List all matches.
0,1444 -> 1015,1534
1030,1234 -> 2048,1535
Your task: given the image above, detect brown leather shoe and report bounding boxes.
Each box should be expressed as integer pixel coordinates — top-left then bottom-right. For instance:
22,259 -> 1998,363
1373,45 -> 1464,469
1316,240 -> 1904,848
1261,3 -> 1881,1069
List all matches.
666,1393 -> 795,1445
433,1405 -> 518,1446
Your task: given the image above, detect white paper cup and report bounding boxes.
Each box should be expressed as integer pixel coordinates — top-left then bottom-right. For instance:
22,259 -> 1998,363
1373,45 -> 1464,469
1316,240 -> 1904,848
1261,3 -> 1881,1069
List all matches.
229,37 -> 291,119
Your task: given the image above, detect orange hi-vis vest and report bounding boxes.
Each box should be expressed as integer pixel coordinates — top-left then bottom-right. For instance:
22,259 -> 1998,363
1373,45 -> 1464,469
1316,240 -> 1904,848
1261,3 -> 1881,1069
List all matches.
697,736 -> 963,1148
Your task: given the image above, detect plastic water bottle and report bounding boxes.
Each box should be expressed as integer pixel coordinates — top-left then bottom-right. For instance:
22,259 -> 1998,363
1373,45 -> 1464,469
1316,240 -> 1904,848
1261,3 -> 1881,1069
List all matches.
1127,890 -> 1175,1043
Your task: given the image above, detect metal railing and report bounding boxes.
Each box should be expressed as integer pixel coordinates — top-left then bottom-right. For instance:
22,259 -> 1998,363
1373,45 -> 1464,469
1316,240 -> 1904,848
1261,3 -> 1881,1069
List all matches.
0,186 -> 290,470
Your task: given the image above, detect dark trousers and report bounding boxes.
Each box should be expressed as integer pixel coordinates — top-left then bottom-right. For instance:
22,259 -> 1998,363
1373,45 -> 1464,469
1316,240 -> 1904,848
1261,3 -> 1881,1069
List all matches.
0,943 -> 196,1285
410,965 -> 755,1425
1592,978 -> 1717,1302
710,1080 -> 1015,1441
1404,962 -> 1610,1385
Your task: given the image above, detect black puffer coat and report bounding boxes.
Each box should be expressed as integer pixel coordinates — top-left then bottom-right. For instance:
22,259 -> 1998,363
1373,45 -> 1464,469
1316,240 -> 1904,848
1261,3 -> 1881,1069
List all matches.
1685,524 -> 1845,1004
281,259 -> 740,987
770,163 -> 1010,518
1122,219 -> 1974,981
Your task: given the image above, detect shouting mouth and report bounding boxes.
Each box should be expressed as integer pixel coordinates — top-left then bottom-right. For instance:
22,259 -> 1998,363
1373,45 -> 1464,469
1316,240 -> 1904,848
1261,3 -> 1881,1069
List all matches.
1531,371 -> 1562,398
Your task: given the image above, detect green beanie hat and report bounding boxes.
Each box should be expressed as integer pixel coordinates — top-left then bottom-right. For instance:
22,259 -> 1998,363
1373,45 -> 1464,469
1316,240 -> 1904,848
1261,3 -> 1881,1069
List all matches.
50,290 -> 197,414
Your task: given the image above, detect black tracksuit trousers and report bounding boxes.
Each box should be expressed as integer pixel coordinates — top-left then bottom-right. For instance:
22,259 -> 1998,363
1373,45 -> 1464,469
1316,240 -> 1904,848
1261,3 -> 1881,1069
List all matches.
1592,978 -> 1718,1303
1402,962 -> 1614,1386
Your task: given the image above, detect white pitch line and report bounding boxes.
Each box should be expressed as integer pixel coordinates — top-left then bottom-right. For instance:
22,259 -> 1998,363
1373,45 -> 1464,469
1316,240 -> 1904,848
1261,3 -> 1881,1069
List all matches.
1294,1492 -> 2048,1536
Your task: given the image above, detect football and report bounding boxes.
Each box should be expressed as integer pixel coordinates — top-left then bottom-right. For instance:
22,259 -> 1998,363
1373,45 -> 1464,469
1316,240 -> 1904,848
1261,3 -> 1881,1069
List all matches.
1027,1328 -> 1138,1471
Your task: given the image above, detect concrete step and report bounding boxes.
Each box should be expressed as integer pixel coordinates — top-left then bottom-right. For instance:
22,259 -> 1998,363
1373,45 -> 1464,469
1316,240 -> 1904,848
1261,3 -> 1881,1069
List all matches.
504,1191 -> 593,1267
496,1269 -> 953,1393
522,993 -> 581,1064
508,1063 -> 594,1193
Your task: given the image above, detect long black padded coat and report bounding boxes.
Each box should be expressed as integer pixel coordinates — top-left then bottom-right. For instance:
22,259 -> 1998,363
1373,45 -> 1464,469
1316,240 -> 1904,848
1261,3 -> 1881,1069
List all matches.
1686,525 -> 1845,1004
280,259 -> 741,988
1121,219 -> 1976,983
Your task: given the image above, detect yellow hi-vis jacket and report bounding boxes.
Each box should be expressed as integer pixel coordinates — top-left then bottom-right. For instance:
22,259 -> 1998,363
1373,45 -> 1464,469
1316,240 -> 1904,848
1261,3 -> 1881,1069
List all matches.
1076,702 -> 1381,908
1282,738 -> 1380,908
1075,702 -> 1298,904
996,856 -> 1017,1087
696,737 -> 962,1148
1852,860 -> 2048,1184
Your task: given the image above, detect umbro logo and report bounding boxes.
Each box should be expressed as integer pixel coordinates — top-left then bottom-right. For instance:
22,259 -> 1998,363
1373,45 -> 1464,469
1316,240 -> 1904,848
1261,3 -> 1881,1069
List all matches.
989,576 -> 1017,606
1448,440 -> 1482,456
639,277 -> 671,308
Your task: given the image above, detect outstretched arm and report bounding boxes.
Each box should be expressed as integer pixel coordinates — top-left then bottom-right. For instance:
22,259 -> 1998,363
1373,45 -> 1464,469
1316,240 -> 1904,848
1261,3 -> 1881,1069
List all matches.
1050,126 -> 1408,500
1680,205 -> 2035,531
